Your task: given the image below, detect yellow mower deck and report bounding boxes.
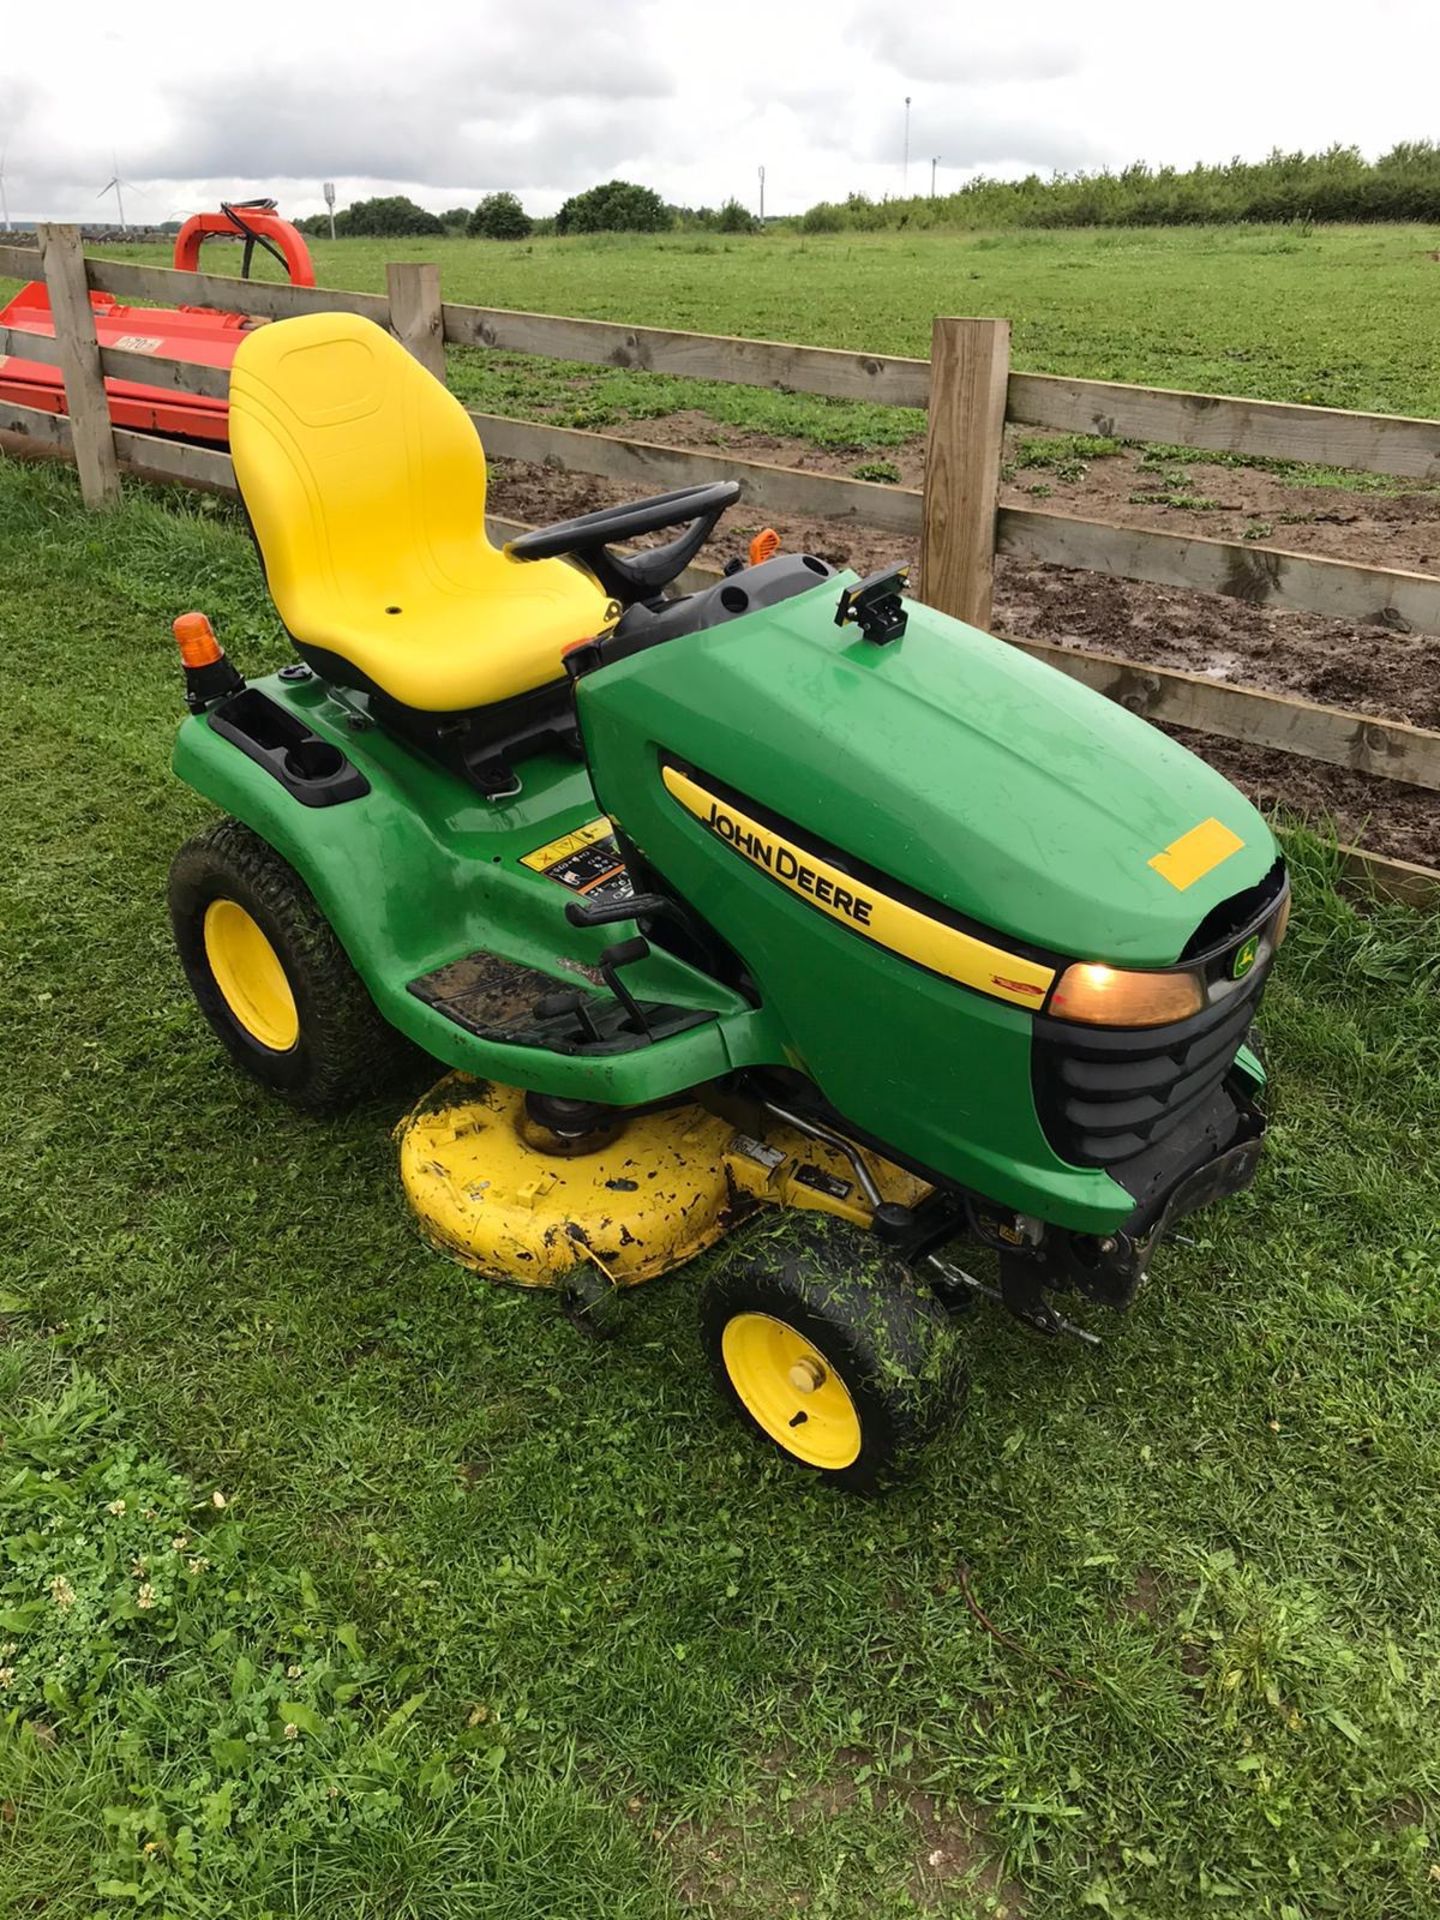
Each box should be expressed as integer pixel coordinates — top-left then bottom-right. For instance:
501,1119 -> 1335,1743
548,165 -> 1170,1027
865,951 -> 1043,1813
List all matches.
397,1076 -> 930,1288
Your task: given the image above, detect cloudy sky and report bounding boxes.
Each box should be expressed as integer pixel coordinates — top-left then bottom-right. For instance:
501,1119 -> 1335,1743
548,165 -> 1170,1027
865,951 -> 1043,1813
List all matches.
4,0 -> 1439,225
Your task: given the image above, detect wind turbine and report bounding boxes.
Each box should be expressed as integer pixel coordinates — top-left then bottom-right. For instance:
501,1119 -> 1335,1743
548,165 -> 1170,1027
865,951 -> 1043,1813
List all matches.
98,158 -> 132,232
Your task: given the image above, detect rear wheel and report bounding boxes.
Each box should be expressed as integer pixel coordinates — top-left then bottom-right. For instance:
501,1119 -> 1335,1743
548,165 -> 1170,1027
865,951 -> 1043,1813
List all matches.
169,817 -> 414,1110
698,1220 -> 963,1491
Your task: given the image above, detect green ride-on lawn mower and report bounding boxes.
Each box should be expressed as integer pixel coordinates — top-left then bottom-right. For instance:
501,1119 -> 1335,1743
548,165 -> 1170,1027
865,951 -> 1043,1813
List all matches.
166,311 -> 1288,1490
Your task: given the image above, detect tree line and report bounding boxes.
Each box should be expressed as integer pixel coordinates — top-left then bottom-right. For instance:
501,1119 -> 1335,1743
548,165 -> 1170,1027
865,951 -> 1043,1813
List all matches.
797,143 -> 1440,231
298,181 -> 762,241
299,145 -> 1440,244
297,193 -> 534,239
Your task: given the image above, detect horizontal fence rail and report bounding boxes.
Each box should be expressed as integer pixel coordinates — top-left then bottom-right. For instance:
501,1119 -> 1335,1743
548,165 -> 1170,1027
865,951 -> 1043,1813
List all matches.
0,321 -> 231,400
472,412 -> 924,534
998,505 -> 1440,635
0,231 -> 1434,903
469,413 -> 1440,636
0,395 -> 237,490
1009,372 -> 1440,482
3,239 -> 1438,475
440,303 -> 931,406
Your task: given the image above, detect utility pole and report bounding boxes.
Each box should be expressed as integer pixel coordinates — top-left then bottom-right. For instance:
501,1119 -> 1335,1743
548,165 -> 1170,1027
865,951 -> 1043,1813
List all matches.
323,181 -> 337,241
903,96 -> 912,194
931,155 -> 940,198
757,165 -> 765,222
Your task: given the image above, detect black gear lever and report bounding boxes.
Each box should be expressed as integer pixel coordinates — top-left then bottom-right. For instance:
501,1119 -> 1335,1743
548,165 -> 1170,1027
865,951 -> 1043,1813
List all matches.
597,936 -> 653,1038
565,890 -> 673,930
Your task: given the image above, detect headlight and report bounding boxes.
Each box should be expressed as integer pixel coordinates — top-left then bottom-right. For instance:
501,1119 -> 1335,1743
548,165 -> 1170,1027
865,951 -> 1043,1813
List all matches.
1047,962 -> 1205,1029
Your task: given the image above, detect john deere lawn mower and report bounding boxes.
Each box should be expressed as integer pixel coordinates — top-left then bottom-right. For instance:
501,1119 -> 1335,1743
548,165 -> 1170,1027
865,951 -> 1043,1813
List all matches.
165,312 -> 1287,1489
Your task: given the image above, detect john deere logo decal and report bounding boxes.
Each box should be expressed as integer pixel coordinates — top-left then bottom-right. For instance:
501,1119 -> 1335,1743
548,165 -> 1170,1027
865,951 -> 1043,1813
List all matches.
659,764 -> 1057,1010
1232,935 -> 1259,980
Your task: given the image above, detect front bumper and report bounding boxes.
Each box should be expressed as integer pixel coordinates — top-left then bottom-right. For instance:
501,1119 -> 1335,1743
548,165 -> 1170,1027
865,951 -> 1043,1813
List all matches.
977,1052 -> 1267,1335
1147,1089 -> 1266,1239
1034,1061 -> 1267,1314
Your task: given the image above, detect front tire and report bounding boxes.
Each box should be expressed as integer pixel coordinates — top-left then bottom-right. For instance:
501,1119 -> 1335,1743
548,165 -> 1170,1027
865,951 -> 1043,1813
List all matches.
698,1220 -> 963,1491
169,818 -> 413,1111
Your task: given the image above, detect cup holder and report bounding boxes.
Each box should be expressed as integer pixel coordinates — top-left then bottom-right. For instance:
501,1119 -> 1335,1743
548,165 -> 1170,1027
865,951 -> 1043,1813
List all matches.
207,687 -> 370,809
284,738 -> 346,782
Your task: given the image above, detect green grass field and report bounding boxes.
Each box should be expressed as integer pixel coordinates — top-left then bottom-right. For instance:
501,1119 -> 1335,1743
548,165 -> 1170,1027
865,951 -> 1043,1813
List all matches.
2,415 -> 1440,1915
84,224 -> 1440,454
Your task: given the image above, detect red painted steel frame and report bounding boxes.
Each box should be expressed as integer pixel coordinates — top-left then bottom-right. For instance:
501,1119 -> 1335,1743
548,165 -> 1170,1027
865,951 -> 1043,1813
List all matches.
0,210 -> 315,444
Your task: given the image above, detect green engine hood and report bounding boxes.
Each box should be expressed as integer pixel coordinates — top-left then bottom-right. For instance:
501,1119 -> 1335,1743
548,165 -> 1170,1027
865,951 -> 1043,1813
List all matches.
583,576 -> 1276,968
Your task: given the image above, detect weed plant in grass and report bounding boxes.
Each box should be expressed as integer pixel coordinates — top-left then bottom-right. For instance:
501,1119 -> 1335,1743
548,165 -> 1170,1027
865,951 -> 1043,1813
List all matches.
1,455 -> 1439,1915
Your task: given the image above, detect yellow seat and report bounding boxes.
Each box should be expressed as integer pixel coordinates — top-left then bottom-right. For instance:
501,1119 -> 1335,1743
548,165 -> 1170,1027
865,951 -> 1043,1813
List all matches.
229,313 -> 613,713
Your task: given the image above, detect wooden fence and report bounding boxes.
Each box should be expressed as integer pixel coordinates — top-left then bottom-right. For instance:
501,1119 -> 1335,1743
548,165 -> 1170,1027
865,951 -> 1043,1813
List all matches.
1,224 -> 1436,906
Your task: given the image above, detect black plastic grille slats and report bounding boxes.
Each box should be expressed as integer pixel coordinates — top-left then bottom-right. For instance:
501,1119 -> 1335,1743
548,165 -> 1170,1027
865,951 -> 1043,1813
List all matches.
1035,974 -> 1266,1168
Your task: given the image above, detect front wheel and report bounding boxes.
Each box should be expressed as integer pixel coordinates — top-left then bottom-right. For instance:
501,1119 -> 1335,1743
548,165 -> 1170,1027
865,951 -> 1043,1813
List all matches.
169,818 -> 415,1111
698,1221 -> 964,1491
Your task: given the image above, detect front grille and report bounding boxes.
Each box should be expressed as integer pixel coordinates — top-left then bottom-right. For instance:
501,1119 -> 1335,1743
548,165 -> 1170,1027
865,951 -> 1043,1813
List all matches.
1033,967 -> 1269,1168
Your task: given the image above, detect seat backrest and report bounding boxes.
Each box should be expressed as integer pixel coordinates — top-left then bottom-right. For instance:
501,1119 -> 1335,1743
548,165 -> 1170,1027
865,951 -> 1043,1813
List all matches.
229,313 -> 493,644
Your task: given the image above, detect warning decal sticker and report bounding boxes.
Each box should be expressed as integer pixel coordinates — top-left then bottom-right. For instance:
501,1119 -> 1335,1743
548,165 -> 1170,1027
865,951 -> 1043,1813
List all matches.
520,816 -> 633,906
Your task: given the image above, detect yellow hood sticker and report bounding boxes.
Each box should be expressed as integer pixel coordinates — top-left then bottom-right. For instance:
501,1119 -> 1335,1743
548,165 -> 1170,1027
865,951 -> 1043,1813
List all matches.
1148,818 -> 1245,892
662,766 -> 1054,1009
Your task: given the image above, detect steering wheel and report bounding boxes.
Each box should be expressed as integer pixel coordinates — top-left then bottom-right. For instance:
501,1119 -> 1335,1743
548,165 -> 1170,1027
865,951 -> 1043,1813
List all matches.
504,481 -> 741,605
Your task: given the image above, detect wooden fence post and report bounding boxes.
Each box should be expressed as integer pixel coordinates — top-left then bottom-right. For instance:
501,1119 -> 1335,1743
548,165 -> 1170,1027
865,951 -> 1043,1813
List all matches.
386,262 -> 446,382
37,223 -> 120,510
919,317 -> 1010,627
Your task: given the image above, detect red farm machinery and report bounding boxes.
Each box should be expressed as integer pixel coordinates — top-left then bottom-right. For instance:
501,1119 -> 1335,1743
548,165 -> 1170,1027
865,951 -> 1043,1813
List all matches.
0,200 -> 315,446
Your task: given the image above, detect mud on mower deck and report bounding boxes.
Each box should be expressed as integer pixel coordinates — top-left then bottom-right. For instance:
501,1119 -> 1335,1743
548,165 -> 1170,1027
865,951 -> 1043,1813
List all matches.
398,1076 -> 930,1290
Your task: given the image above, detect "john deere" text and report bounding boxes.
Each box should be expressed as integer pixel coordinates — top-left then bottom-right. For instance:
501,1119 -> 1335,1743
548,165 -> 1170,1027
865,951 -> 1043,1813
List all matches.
705,803 -> 874,926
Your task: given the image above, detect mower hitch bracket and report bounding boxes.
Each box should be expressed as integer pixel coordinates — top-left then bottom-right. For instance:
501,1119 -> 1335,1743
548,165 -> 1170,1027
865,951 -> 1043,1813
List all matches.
759,1098 -> 915,1240
925,1252 -> 1102,1347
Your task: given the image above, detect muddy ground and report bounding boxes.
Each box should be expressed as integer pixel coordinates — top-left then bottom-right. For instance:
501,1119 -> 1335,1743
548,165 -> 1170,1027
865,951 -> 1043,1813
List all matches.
488,427 -> 1440,869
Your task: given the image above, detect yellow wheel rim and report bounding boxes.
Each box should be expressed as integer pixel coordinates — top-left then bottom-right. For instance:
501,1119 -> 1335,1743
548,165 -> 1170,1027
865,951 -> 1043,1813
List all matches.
720,1312 -> 862,1470
203,899 -> 300,1052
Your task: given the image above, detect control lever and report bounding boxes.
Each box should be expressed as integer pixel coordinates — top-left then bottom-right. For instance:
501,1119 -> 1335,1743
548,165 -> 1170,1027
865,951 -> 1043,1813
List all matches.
533,988 -> 602,1045
565,890 -> 673,930
597,936 -> 653,1038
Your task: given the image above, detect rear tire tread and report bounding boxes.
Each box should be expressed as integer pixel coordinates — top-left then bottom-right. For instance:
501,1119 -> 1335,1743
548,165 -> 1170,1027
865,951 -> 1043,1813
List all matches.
169,817 -> 415,1111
